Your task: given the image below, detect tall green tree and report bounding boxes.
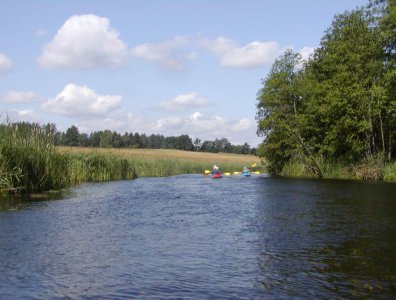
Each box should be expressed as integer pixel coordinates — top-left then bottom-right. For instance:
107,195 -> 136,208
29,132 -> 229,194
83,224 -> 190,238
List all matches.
257,50 -> 321,175
304,8 -> 386,161
257,2 -> 396,175
64,125 -> 80,146
370,0 -> 396,159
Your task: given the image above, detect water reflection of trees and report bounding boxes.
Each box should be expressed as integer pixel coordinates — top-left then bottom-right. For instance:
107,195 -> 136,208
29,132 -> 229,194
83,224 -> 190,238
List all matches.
251,178 -> 396,298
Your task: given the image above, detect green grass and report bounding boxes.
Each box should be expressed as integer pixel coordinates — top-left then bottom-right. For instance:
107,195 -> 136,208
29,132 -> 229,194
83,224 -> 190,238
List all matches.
383,162 -> 396,181
130,158 -> 250,177
0,121 -> 136,195
280,155 -> 396,181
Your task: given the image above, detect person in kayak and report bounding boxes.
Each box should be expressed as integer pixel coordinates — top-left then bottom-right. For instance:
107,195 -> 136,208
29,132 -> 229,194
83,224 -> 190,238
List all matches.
212,165 -> 220,174
243,166 -> 250,172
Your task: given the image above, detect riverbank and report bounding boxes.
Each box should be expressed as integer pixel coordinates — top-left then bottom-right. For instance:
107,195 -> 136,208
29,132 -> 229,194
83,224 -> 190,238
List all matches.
279,156 -> 396,181
0,123 -> 261,195
57,146 -> 261,178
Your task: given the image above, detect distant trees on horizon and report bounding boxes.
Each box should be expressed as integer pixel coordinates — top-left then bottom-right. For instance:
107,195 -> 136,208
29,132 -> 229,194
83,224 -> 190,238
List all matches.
6,122 -> 256,155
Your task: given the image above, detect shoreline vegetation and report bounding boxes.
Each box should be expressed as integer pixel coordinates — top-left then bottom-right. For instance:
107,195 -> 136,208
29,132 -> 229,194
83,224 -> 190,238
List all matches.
256,1 -> 396,181
0,121 -> 261,196
57,146 -> 260,178
279,155 -> 396,181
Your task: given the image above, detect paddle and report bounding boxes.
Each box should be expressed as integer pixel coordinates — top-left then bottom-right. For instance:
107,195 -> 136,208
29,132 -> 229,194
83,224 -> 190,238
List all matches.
204,170 -> 261,175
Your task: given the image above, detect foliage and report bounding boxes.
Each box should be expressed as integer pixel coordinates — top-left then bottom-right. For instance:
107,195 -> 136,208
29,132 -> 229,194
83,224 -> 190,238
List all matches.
256,0 -> 396,178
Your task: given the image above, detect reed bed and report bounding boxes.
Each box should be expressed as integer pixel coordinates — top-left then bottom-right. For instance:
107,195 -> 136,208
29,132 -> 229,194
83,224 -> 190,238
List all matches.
0,121 -> 136,195
383,162 -> 396,181
280,155 -> 396,181
58,147 -> 262,178
130,158 -> 250,178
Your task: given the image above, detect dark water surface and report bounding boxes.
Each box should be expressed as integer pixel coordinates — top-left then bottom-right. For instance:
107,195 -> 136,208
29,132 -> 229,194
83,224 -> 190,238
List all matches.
0,175 -> 395,299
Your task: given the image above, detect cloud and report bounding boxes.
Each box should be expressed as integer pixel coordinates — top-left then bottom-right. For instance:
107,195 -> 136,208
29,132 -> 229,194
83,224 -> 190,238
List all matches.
199,36 -> 284,68
131,36 -> 194,70
153,111 -> 260,145
42,83 -> 122,117
35,29 -> 48,38
299,46 -> 315,61
231,118 -> 256,132
0,53 -> 12,73
76,109 -> 152,135
17,109 -> 36,118
0,91 -> 39,104
37,14 -> 128,69
0,108 -> 40,124
158,92 -> 208,111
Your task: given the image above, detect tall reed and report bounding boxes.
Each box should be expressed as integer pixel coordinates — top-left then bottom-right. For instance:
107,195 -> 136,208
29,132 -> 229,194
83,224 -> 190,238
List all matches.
65,152 -> 136,184
383,162 -> 396,181
0,120 -> 136,195
0,120 -> 67,194
280,155 -> 395,181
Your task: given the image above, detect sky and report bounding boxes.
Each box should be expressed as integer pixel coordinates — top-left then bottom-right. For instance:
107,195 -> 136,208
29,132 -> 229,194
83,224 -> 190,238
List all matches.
0,0 -> 369,147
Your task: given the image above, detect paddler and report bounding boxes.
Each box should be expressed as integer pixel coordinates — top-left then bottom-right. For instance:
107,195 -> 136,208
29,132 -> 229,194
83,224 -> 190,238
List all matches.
212,165 -> 220,174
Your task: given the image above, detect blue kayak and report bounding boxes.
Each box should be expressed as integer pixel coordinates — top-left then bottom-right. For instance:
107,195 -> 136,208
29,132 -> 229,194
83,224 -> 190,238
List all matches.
242,171 -> 251,177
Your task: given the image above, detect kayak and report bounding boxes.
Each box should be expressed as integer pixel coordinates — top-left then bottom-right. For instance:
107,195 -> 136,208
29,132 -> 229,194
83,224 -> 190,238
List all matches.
211,173 -> 223,179
242,171 -> 251,177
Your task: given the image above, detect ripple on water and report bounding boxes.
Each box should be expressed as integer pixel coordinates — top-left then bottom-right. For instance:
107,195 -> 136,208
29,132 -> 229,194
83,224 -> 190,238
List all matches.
0,175 -> 395,298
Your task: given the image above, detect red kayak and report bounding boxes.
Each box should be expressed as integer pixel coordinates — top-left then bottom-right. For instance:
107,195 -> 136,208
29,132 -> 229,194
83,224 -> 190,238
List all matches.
211,172 -> 223,179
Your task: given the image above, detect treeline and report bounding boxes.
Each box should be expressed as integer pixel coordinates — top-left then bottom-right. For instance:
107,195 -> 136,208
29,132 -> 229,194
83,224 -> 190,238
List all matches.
8,122 -> 256,155
256,0 -> 396,178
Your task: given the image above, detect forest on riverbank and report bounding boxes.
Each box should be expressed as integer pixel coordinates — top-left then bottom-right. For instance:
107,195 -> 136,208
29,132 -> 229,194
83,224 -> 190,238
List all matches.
256,0 -> 396,180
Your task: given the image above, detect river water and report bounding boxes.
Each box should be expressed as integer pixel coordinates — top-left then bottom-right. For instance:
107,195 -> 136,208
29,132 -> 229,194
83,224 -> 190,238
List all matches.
0,174 -> 395,299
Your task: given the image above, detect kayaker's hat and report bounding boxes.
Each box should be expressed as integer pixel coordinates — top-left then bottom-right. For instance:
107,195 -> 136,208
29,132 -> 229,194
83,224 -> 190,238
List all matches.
213,165 -> 218,169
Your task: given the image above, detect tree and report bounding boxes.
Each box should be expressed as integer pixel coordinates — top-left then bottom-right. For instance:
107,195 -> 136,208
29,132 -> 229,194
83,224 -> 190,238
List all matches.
193,138 -> 201,151
256,3 -> 396,175
257,49 -> 321,175
369,0 -> 396,159
175,135 -> 194,151
99,130 -> 114,148
305,8 -> 386,161
200,140 -> 214,152
64,125 -> 80,146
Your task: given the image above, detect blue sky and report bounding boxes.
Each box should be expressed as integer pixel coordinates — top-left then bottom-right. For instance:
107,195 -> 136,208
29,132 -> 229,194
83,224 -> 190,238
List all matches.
0,0 -> 368,146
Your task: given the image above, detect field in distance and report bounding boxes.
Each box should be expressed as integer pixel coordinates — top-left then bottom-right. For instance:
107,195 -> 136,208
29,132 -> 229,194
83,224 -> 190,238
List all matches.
57,146 -> 261,165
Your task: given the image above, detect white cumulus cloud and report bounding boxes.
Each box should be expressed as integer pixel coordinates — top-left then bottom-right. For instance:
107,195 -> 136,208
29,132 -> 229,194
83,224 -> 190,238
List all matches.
231,118 -> 256,132
131,36 -> 194,70
199,36 -> 284,68
0,109 -> 40,123
299,46 -> 315,61
42,83 -> 122,117
76,110 -> 150,134
0,91 -> 39,104
38,14 -> 128,69
158,92 -> 208,111
153,111 -> 260,145
0,53 -> 12,73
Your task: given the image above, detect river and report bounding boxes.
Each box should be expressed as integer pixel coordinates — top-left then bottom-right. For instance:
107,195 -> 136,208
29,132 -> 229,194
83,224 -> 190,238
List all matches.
0,174 -> 395,299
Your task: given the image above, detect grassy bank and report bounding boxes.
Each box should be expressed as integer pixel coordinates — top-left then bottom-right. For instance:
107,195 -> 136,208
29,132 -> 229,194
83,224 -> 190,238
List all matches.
0,123 -> 136,195
0,122 -> 261,195
279,156 -> 396,181
57,146 -> 261,178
